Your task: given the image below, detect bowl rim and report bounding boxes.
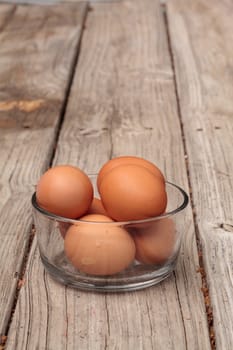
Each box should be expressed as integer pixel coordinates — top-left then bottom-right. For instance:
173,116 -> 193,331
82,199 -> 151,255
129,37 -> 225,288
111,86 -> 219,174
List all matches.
31,181 -> 189,226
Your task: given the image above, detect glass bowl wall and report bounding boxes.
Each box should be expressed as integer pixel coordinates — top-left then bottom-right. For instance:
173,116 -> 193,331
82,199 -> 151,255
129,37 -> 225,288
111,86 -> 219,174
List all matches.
32,182 -> 188,292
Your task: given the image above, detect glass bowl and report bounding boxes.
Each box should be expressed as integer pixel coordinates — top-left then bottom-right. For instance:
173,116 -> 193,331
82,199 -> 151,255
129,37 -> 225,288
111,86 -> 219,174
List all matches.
31,182 -> 188,292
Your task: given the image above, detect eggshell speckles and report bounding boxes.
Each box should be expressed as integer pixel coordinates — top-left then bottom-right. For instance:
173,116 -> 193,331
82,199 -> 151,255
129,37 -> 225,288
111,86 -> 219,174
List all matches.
133,218 -> 176,265
99,164 -> 167,221
36,165 -> 93,219
97,156 -> 165,191
64,214 -> 136,276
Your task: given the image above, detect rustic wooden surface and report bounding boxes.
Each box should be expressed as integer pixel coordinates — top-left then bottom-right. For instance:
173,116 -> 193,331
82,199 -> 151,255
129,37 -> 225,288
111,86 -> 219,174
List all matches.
1,0 -> 232,348
0,0 -> 117,4
167,0 -> 233,349
2,0 -> 211,349
0,0 -> 87,338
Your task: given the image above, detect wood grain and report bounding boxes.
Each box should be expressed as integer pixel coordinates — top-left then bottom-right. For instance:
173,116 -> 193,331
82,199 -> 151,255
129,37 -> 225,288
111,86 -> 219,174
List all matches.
1,0 -> 120,4
167,0 -> 233,348
0,4 -> 15,29
6,1 -> 211,349
0,1 -> 87,337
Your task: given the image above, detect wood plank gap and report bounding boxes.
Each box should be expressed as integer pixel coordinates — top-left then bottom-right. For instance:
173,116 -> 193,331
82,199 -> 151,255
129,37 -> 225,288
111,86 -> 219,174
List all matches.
162,4 -> 216,349
0,224 -> 35,348
43,269 -> 50,350
64,287 -> 68,350
48,4 -> 89,167
173,272 -> 188,349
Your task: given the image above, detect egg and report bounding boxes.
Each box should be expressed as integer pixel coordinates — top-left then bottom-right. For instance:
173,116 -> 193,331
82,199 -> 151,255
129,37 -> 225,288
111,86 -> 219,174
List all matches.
97,156 -> 165,191
36,165 -> 93,218
58,198 -> 107,239
64,214 -> 136,276
99,164 -> 167,221
133,218 -> 176,265
86,198 -> 108,216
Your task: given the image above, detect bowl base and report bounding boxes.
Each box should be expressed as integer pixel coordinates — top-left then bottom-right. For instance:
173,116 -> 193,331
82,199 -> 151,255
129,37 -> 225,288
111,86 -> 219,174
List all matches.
40,253 -> 176,292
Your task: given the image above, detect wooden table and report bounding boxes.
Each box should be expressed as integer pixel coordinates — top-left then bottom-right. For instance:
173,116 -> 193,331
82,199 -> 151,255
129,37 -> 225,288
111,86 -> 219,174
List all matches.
0,0 -> 232,349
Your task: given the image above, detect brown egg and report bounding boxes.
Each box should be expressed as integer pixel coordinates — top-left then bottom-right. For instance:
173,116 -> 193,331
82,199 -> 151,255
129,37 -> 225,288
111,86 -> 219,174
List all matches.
64,214 -> 136,276
59,199 -> 107,239
86,198 -> 108,216
36,165 -> 93,218
99,164 -> 167,221
59,197 -> 107,239
59,213 -> 112,240
97,156 -> 165,191
133,218 -> 176,265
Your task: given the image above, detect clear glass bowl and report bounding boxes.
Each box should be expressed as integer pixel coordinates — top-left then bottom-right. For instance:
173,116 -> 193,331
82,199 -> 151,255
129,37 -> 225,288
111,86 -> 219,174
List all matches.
31,182 -> 188,292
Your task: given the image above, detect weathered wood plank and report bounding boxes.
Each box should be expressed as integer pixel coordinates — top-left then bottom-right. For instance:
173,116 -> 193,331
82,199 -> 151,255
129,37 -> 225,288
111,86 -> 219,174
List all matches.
1,0 -> 117,4
167,0 -> 233,348
6,1 -> 211,349
0,2 -> 87,337
0,1 -> 88,188
0,4 -> 15,27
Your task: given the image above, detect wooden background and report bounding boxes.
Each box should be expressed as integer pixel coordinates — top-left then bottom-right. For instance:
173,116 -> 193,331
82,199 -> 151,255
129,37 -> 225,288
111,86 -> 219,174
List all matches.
0,0 -> 232,349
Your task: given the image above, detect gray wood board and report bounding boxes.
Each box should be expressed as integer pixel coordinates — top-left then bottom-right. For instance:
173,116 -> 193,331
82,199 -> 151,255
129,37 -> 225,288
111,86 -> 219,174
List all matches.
167,0 -> 233,348
6,0 -> 211,349
0,1 -> 87,337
